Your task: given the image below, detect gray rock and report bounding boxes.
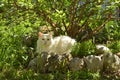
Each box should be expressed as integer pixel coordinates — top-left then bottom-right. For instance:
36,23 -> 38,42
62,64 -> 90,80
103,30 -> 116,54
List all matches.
28,57 -> 38,71
47,53 -> 72,72
69,57 -> 84,71
28,52 -> 72,72
84,55 -> 103,72
96,45 -> 111,54
28,52 -> 51,72
38,52 -> 51,72
102,52 -> 120,72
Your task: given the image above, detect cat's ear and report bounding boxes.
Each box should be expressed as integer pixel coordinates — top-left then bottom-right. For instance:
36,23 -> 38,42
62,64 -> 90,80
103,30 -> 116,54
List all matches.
38,32 -> 43,37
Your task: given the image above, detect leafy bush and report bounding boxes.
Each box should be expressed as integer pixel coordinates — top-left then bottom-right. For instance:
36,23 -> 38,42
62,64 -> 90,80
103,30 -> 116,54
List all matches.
107,41 -> 120,53
72,40 -> 96,57
95,21 -> 120,43
0,25 -> 36,69
67,70 -> 100,80
0,0 -> 119,41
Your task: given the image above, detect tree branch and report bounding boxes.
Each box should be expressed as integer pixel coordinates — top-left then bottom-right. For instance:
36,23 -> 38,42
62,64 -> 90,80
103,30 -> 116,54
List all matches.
81,17 -> 111,41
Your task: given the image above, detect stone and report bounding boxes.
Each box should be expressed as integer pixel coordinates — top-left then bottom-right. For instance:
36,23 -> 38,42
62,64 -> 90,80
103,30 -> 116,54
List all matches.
69,57 -> 84,71
28,57 -> 38,71
83,55 -> 103,72
96,45 -> 111,54
47,53 -> 72,72
102,52 -> 120,72
28,52 -> 51,72
38,52 -> 51,72
28,52 -> 73,73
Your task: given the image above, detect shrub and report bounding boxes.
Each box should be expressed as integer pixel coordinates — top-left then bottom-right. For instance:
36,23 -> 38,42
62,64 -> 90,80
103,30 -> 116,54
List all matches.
0,25 -> 36,69
95,21 -> 120,43
107,41 -> 120,53
72,40 -> 96,57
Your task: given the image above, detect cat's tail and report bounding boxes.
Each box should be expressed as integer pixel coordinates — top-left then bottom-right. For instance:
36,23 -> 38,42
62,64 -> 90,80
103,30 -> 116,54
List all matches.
71,39 -> 76,45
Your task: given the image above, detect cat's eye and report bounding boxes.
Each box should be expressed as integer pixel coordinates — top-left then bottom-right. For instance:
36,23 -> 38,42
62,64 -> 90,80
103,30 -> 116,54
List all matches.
47,39 -> 50,40
42,39 -> 44,40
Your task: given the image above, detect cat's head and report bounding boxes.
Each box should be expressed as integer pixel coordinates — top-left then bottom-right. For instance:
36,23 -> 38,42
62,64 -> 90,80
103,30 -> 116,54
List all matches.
38,32 -> 53,46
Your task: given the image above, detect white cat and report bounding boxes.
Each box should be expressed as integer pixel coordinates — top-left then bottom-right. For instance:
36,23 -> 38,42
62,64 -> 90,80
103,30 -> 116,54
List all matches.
36,32 -> 76,54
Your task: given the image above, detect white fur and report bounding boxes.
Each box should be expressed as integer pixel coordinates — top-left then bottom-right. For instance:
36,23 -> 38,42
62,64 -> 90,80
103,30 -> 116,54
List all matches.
50,36 -> 76,54
36,32 -> 76,54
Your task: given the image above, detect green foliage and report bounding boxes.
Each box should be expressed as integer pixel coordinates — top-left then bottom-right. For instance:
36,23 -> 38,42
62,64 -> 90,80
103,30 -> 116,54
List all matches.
108,41 -> 120,53
0,25 -> 36,69
95,21 -> 120,43
1,0 -> 119,40
72,40 -> 96,57
68,70 -> 101,80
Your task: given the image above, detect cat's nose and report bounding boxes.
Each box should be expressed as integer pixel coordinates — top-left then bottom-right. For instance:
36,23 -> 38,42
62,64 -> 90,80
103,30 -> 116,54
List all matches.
44,42 -> 47,45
